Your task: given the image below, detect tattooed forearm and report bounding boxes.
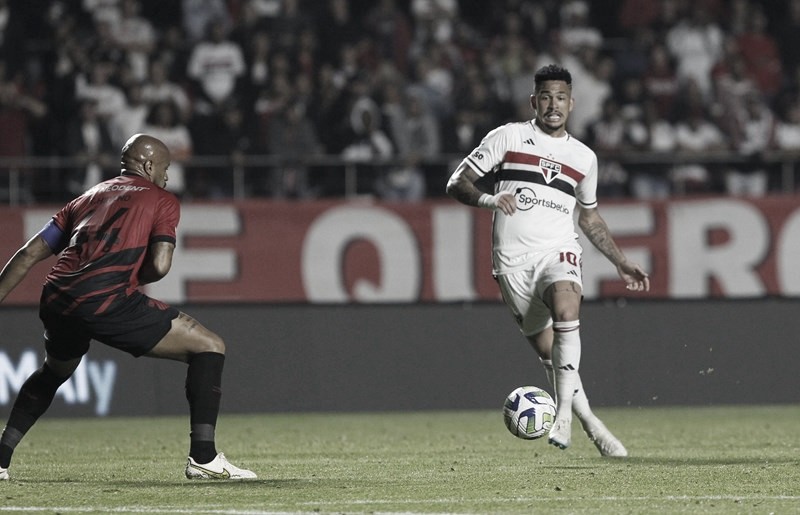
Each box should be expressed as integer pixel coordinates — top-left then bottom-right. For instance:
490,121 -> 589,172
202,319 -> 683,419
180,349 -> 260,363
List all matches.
580,211 -> 626,265
446,172 -> 483,207
450,182 -> 482,206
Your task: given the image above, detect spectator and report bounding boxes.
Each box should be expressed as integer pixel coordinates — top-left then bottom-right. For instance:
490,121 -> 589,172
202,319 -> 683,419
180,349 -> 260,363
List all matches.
241,29 -> 272,106
410,0 -> 459,49
186,19 -> 245,115
316,0 -> 362,67
722,0 -> 750,35
83,0 -> 122,26
153,24 -> 191,82
378,89 -> 437,200
5,0 -> 800,203
670,105 -> 728,194
85,17 -> 127,66
365,0 -> 414,75
74,61 -> 127,126
190,101 -> 253,199
374,154 -> 427,201
618,0 -> 662,32
584,97 -> 630,198
724,91 -> 775,196
733,5 -> 783,100
262,0 -> 314,51
0,0 -> 30,74
665,4 -> 725,100
108,81 -> 149,149
342,97 -> 394,162
713,46 -> 758,147
617,76 -> 646,124
773,97 -> 800,153
140,59 -> 192,123
558,1 -> 603,54
773,0 -> 800,82
772,96 -> 800,192
267,99 -> 322,199
389,90 -> 441,160
445,65 -> 499,155
64,100 -> 116,198
627,99 -> 676,199
407,47 -> 455,121
141,100 -> 192,197
567,50 -> 614,140
112,0 -> 156,82
642,42 -> 680,119
341,97 -> 394,196
182,0 -> 231,44
613,26 -> 655,80
0,65 -> 48,203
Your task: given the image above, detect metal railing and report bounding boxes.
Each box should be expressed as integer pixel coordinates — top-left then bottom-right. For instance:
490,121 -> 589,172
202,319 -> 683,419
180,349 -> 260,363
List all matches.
0,151 -> 798,204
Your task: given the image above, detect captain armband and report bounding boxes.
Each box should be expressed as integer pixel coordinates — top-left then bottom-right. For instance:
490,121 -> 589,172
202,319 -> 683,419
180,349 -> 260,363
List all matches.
38,219 -> 68,254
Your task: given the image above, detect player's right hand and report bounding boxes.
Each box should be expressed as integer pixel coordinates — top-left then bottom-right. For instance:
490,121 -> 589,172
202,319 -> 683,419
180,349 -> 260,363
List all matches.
478,192 -> 517,215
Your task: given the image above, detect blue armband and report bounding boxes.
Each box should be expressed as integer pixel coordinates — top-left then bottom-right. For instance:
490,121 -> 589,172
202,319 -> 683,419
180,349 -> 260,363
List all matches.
39,219 -> 68,254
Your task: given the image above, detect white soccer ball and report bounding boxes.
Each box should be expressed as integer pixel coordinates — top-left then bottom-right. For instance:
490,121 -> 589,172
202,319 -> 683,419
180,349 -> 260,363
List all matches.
503,385 -> 557,440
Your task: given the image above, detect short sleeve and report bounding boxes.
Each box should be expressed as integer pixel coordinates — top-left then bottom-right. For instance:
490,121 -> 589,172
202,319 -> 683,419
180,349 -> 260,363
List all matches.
463,124 -> 513,176
150,191 -> 180,245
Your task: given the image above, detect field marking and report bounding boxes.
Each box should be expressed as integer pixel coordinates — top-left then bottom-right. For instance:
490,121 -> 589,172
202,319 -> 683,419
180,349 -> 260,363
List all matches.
0,509 -> 294,515
299,495 -> 800,504
1,496 -> 799,514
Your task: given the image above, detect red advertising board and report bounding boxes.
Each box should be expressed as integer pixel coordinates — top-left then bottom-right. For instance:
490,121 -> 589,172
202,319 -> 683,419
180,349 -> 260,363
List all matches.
2,195 -> 799,305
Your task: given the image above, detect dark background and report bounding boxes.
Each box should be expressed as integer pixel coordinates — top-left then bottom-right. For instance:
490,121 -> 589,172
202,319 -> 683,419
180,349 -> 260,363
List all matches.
0,299 -> 797,417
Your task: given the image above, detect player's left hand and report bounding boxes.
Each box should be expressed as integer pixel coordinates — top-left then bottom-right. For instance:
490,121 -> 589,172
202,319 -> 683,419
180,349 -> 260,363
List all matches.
618,261 -> 650,292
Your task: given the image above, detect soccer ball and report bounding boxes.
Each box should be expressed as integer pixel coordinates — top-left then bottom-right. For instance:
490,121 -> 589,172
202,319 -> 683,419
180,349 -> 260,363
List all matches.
503,386 -> 557,440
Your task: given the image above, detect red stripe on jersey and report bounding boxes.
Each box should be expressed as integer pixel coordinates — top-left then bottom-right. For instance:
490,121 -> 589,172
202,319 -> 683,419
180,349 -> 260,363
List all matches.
504,151 -> 586,183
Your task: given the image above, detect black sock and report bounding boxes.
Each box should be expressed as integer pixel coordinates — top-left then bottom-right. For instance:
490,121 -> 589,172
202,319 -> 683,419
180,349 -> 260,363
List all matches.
185,352 -> 224,463
0,363 -> 69,468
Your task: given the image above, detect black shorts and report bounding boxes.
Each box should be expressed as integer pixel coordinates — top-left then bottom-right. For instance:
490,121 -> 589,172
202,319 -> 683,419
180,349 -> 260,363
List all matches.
39,288 -> 180,360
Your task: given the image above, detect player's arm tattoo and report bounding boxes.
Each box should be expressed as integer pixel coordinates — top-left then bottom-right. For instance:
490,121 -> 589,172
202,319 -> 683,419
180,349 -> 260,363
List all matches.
579,208 -> 627,266
447,173 -> 484,206
446,162 -> 486,207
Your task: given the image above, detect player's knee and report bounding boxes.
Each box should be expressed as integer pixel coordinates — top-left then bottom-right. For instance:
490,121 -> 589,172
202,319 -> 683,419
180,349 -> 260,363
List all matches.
201,333 -> 226,355
551,309 -> 579,323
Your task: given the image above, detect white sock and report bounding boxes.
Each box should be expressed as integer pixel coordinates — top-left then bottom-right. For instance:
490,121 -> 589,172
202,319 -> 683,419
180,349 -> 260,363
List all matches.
551,320 -> 581,421
540,357 -> 600,431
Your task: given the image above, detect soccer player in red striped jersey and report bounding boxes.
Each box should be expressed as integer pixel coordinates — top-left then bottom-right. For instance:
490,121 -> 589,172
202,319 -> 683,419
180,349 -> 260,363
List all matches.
0,134 -> 255,480
447,64 -> 650,457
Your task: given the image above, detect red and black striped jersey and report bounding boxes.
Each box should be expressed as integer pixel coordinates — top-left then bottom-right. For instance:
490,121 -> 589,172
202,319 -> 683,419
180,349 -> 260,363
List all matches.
43,174 -> 180,315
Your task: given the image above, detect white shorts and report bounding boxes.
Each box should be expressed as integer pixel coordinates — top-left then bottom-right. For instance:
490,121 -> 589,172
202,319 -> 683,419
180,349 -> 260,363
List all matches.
496,243 -> 583,337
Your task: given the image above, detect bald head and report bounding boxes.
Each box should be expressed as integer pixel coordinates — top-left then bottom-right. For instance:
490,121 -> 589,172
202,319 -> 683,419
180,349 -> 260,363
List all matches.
120,133 -> 171,188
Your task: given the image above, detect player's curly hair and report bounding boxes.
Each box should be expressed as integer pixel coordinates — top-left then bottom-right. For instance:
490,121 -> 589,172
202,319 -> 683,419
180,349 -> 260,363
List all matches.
534,64 -> 572,90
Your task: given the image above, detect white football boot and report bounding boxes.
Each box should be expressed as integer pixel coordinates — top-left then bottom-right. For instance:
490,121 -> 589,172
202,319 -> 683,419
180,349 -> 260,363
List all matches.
584,420 -> 628,457
185,452 -> 257,480
548,415 -> 572,450
0,466 -> 8,480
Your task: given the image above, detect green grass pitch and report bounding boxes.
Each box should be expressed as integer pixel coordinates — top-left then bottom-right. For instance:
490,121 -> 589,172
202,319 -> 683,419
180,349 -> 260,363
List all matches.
0,405 -> 798,514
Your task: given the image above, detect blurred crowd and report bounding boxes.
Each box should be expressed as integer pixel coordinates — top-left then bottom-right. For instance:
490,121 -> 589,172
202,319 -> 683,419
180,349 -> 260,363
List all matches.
2,0 -> 800,202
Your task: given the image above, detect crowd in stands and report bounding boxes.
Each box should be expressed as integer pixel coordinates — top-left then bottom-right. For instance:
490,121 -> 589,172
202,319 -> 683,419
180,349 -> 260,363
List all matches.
2,0 -> 800,202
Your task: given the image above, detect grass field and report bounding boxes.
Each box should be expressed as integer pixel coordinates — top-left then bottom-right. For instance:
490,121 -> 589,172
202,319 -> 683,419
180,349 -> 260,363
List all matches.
0,405 -> 798,514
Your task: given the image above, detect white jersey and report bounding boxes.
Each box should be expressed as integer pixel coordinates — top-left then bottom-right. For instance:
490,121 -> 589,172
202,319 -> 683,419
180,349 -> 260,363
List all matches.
461,120 -> 599,274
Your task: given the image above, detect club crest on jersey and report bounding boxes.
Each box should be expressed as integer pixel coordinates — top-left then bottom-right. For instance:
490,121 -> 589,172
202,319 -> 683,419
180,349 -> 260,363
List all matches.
539,158 -> 562,183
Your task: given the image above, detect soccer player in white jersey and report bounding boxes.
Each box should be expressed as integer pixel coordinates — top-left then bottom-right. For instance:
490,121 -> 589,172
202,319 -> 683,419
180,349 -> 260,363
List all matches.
446,64 -> 650,457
